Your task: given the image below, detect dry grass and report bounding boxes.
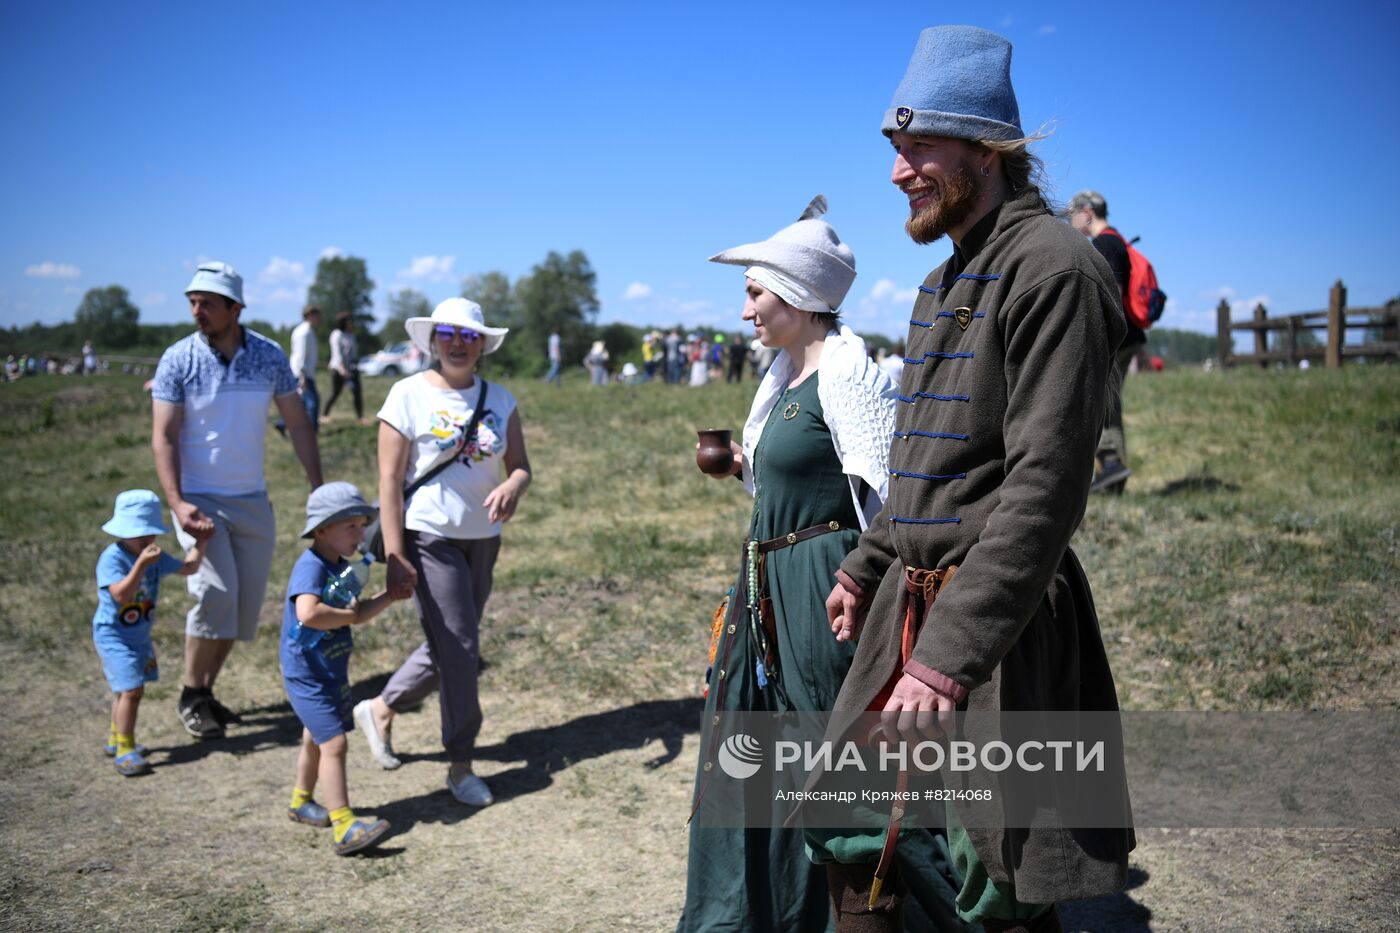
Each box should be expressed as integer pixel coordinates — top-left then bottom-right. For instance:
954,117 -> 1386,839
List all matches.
1,364 -> 1397,931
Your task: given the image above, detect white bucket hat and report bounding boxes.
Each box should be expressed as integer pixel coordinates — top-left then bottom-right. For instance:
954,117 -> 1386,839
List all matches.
405,298 -> 509,356
184,261 -> 245,306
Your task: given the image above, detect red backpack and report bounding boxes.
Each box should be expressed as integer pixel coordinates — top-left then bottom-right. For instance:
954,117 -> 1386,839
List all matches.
1102,228 -> 1166,330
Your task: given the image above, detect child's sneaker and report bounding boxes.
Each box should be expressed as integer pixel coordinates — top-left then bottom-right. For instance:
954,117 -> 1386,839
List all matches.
104,742 -> 148,757
113,749 -> 153,777
288,800 -> 331,827
333,818 -> 391,856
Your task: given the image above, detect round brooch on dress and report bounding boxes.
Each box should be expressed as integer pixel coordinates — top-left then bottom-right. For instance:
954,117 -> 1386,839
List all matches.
782,402 -> 800,420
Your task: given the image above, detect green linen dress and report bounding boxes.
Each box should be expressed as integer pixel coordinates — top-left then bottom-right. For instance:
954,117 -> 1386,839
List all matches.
680,373 -> 870,932
679,375 -> 854,933
678,375 -> 971,933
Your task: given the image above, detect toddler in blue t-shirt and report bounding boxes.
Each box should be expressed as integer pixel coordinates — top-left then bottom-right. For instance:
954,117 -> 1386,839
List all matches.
93,489 -> 209,776
281,482 -> 412,856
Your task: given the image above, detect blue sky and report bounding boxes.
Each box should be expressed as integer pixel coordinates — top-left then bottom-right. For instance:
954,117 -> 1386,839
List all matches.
3,2 -> 1397,342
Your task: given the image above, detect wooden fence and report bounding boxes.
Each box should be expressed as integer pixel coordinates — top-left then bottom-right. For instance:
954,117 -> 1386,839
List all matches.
1217,280 -> 1399,368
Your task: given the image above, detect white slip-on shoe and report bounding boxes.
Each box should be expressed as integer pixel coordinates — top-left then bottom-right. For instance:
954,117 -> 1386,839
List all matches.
353,700 -> 402,770
447,771 -> 494,807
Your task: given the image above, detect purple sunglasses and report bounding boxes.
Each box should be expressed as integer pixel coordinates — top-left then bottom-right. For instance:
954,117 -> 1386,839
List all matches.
434,325 -> 481,343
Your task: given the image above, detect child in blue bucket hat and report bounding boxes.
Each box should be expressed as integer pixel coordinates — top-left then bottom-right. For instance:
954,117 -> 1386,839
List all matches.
92,490 -> 210,776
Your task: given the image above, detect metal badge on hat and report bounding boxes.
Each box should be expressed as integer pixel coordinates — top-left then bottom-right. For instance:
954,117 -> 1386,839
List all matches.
896,107 -> 913,129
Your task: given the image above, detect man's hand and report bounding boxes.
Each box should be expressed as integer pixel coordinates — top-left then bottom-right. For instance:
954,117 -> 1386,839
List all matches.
173,500 -> 214,537
879,672 -> 956,745
826,579 -> 868,642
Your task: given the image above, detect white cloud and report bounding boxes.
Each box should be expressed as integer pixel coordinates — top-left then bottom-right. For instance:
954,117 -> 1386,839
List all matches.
867,278 -> 918,304
265,287 -> 303,304
25,261 -> 81,279
260,256 -> 307,285
319,246 -> 344,260
847,277 -> 921,337
143,291 -> 169,306
398,255 -> 457,283
623,282 -> 653,300
1038,24 -> 1057,35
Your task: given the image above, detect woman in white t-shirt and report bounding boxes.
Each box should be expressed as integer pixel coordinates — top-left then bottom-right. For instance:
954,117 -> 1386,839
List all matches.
353,298 -> 530,808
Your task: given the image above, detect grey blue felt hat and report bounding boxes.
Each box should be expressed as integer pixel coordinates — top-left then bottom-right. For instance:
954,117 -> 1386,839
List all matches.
709,196 -> 857,312
102,489 -> 170,538
184,261 -> 245,306
882,25 -> 1022,141
302,481 -> 377,538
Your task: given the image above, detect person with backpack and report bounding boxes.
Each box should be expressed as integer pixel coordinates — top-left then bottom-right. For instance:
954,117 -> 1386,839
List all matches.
1067,189 -> 1163,493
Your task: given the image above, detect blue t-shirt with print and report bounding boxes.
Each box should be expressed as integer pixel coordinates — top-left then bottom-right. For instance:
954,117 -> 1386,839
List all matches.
93,542 -> 184,640
280,548 -> 354,671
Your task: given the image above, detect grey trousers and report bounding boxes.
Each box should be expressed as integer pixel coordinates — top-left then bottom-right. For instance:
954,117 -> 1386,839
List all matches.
173,491 -> 276,642
381,531 -> 500,762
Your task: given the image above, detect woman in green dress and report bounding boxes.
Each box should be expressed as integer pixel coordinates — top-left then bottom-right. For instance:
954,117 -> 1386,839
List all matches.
678,200 -> 905,932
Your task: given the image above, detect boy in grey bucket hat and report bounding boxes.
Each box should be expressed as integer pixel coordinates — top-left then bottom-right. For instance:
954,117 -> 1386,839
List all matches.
802,25 -> 1133,933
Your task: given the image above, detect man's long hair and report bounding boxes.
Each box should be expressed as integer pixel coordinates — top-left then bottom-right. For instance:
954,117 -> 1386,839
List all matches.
978,125 -> 1053,212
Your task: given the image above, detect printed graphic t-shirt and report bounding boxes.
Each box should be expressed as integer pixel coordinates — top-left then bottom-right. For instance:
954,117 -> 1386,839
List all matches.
93,542 -> 185,639
151,329 -> 298,496
377,373 -> 516,540
280,547 -> 353,660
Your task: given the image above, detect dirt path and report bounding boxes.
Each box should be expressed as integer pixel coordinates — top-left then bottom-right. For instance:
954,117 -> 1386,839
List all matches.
3,640 -> 1397,932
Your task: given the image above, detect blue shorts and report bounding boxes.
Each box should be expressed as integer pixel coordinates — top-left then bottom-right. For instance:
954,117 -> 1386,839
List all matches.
281,633 -> 354,746
93,624 -> 159,694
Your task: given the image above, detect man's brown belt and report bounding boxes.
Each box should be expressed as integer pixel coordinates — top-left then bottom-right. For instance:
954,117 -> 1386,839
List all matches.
869,563 -> 958,909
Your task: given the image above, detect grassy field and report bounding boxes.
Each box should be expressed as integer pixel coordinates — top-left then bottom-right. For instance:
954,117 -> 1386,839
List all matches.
0,365 -> 1397,931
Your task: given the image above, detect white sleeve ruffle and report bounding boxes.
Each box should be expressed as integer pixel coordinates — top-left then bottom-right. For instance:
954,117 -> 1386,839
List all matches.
817,326 -> 898,529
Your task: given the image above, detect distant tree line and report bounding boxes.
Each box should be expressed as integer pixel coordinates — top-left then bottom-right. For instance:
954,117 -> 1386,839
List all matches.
3,247 -> 926,371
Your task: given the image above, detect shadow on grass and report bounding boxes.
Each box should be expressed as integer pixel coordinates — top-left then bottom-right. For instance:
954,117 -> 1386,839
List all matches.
147,699 -> 304,768
1153,474 -> 1240,496
1058,866 -> 1152,932
365,696 -> 704,834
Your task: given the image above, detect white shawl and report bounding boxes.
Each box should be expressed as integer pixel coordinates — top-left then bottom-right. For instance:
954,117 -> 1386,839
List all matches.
740,325 -> 898,530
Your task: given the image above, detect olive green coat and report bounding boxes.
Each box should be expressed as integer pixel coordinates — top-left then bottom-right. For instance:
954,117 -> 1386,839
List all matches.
829,188 -> 1135,905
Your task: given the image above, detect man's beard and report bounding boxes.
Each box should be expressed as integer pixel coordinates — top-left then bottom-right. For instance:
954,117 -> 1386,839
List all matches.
905,159 -> 980,245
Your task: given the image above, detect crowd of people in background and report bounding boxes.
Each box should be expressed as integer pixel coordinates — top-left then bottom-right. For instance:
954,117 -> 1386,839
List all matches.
3,342 -> 106,379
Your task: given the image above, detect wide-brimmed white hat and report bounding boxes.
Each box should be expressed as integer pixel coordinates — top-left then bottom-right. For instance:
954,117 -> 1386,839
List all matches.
405,298 -> 509,356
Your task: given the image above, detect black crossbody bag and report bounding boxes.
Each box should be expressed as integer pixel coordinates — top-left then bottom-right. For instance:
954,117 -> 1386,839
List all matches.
365,377 -> 488,561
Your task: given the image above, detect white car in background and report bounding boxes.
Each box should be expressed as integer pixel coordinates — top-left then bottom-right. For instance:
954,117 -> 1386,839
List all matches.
358,341 -> 428,378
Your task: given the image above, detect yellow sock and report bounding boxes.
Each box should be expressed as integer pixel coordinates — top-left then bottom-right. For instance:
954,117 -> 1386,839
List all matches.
114,732 -> 136,756
290,787 -> 314,810
330,806 -> 356,842
108,722 -> 118,748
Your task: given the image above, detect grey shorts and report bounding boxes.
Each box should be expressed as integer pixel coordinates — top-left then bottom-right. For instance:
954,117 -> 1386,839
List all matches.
173,491 -> 276,642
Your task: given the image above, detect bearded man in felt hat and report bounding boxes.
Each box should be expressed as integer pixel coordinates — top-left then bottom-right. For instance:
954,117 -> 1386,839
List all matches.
815,25 -> 1135,933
